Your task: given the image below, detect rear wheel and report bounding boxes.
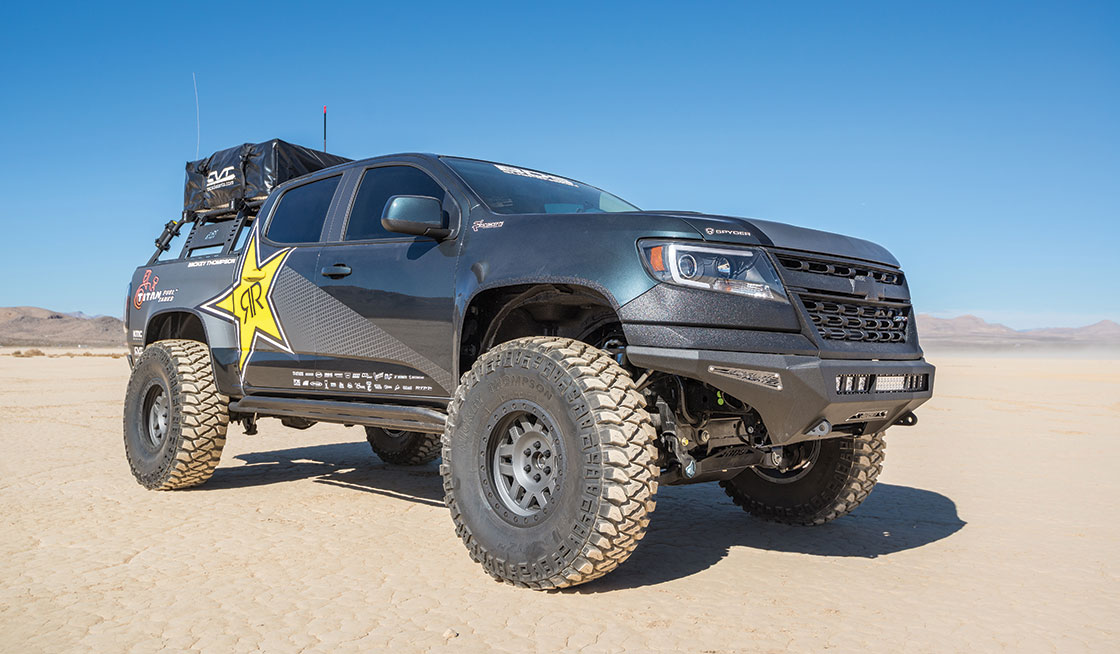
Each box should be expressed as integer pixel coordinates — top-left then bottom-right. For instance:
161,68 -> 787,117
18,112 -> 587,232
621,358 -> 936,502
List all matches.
442,337 -> 658,589
720,432 -> 885,525
123,340 -> 228,490
365,427 -> 441,465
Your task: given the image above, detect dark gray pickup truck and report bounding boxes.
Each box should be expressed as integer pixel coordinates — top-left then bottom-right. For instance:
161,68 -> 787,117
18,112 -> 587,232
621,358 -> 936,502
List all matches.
123,140 -> 934,589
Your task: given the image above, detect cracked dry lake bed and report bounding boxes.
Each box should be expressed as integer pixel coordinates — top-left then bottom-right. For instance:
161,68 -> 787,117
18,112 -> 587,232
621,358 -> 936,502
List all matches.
1,354 -> 1117,653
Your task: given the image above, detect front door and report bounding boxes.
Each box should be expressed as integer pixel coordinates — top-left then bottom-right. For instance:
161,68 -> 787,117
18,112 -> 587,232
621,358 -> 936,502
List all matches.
310,164 -> 459,401
201,174 -> 341,392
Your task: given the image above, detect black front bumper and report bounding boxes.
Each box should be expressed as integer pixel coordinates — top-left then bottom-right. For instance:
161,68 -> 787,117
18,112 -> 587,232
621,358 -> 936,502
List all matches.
625,346 -> 935,446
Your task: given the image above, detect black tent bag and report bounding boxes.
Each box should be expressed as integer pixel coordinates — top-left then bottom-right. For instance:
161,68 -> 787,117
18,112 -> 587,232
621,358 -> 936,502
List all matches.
184,139 -> 350,213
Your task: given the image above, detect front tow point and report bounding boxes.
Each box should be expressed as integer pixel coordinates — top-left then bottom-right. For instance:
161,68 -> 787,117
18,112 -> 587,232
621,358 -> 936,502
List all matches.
805,419 -> 832,438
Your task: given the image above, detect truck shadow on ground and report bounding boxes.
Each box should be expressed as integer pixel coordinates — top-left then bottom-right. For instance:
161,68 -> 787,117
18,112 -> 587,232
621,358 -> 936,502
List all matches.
202,440 -> 965,589
575,481 -> 967,592
201,441 -> 446,507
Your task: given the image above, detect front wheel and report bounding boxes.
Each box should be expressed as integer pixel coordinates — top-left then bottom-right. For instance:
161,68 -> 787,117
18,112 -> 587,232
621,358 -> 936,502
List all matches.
720,432 -> 885,525
441,337 -> 658,589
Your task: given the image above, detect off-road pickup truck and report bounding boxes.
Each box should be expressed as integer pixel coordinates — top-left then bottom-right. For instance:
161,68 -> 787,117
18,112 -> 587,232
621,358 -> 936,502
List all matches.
123,139 -> 934,589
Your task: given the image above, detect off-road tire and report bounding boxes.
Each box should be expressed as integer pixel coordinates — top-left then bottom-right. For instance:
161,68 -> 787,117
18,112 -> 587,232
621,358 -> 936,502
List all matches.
441,337 -> 658,589
365,428 -> 441,465
123,339 -> 228,490
720,432 -> 885,525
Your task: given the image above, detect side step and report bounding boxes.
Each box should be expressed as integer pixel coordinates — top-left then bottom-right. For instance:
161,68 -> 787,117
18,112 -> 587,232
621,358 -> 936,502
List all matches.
229,396 -> 447,435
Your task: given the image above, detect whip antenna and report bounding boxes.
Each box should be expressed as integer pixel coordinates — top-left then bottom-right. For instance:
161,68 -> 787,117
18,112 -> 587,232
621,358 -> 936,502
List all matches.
323,105 -> 327,152
192,73 -> 200,158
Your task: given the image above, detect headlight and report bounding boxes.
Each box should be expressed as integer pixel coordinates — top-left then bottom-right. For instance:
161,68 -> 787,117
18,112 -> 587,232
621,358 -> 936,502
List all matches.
639,240 -> 788,302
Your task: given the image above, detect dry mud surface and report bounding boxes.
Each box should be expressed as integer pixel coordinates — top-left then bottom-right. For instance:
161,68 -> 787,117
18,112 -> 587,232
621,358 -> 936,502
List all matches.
1,355 -> 1117,653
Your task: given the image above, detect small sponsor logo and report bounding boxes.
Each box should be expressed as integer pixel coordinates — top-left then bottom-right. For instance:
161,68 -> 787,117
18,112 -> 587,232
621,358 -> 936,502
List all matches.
187,257 -> 237,268
704,227 -> 752,237
493,164 -> 577,187
472,219 -> 504,232
133,269 -> 177,309
132,330 -> 143,340
846,410 -> 889,422
205,166 -> 237,191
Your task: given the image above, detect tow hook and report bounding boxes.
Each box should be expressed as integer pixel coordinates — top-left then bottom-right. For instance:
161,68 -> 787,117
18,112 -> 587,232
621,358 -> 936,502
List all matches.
893,411 -> 918,427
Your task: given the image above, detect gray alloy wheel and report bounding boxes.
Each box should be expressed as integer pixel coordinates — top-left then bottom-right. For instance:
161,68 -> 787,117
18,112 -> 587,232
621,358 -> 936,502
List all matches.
487,405 -> 562,518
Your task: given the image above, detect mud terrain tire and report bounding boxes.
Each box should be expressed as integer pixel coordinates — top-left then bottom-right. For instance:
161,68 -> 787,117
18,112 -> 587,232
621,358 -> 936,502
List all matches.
720,432 -> 885,525
441,337 -> 658,589
123,340 -> 228,490
365,428 -> 441,465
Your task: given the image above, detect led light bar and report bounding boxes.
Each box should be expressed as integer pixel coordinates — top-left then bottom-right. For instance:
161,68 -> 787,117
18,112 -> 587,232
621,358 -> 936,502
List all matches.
835,373 -> 928,395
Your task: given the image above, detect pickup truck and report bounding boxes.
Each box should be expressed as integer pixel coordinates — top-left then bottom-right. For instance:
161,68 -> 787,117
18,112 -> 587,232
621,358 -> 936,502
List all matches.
123,140 -> 934,589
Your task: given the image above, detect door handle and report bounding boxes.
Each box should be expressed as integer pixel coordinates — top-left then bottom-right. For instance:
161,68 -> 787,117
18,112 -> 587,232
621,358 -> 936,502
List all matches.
242,271 -> 265,282
320,264 -> 352,279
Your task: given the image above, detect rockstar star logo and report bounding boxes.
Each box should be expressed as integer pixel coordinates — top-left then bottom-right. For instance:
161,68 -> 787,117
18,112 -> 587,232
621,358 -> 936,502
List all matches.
201,225 -> 293,379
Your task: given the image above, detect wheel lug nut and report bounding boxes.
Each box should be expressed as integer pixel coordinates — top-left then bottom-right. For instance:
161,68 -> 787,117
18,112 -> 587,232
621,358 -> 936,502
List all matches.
533,474 -> 541,482
534,441 -> 541,449
544,467 -> 551,474
524,448 -> 531,456
544,450 -> 551,457
523,465 -> 531,472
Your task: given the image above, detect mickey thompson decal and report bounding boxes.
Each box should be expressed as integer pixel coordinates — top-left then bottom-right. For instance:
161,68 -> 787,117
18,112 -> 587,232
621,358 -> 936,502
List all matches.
200,225 -> 293,379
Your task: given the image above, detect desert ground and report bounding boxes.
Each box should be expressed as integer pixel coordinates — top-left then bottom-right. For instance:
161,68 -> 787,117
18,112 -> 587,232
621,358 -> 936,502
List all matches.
1,352 -> 1117,653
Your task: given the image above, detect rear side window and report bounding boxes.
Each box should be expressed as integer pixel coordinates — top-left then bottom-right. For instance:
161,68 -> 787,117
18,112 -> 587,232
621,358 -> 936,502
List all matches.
267,175 -> 341,244
345,166 -> 445,241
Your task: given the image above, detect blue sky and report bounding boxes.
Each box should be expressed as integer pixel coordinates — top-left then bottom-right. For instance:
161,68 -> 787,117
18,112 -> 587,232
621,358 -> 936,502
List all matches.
1,1 -> 1116,329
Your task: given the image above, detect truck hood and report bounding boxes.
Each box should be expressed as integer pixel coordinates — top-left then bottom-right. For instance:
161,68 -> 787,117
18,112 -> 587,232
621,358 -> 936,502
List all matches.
642,211 -> 900,268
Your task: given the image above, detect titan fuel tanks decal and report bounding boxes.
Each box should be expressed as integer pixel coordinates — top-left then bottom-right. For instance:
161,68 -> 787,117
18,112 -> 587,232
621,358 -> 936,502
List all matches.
200,224 -> 452,394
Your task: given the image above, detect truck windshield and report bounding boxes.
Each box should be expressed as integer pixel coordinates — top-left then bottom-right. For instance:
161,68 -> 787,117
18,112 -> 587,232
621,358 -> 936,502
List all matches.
443,157 -> 639,215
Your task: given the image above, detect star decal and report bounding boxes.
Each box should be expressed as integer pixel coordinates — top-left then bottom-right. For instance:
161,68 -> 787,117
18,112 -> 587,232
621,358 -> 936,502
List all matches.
201,225 -> 293,380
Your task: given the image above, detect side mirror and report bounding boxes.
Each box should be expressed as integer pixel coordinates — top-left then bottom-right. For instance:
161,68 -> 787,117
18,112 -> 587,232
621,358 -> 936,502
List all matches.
381,195 -> 450,239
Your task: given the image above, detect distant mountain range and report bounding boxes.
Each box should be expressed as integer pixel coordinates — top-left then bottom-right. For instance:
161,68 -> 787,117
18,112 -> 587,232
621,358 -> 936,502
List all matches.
915,314 -> 1120,349
0,307 -> 125,347
2,306 -> 1118,350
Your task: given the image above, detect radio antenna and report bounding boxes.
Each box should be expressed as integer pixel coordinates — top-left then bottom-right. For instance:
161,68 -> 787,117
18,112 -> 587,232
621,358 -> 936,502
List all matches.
192,73 -> 200,159
323,105 -> 327,152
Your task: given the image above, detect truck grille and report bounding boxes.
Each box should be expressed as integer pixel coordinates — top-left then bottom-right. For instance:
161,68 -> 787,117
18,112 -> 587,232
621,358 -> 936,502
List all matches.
799,295 -> 910,343
777,255 -> 904,285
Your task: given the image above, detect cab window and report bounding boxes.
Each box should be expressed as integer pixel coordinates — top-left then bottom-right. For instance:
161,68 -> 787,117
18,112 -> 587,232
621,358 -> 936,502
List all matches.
266,175 -> 341,244
345,166 -> 445,241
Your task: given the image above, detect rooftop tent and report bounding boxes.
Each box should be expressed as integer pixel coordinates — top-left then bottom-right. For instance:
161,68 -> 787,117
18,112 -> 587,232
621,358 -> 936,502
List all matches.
184,139 -> 351,214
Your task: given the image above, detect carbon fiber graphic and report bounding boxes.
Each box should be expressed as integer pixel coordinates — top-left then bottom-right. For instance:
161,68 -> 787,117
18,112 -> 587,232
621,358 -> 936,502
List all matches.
271,267 -> 453,391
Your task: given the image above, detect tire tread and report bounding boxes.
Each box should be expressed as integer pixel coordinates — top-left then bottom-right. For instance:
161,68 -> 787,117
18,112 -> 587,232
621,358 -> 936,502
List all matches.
441,336 -> 657,589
